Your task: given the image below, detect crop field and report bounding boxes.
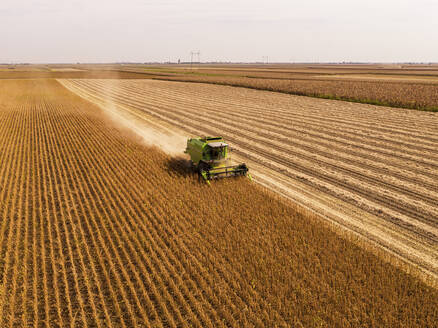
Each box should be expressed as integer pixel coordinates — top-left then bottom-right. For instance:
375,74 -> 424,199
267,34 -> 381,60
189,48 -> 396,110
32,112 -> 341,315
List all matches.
0,69 -> 153,80
150,71 -> 438,111
62,78 -> 438,281
4,63 -> 438,111
123,64 -> 438,82
112,63 -> 438,111
0,78 -> 438,327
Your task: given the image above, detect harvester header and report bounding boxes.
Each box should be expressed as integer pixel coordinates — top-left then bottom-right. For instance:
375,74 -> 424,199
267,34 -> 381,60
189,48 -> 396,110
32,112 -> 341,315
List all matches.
184,136 -> 251,184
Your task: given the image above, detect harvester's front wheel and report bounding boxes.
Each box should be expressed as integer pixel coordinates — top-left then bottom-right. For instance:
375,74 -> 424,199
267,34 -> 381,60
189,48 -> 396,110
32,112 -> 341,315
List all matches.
198,162 -> 207,174
198,162 -> 210,181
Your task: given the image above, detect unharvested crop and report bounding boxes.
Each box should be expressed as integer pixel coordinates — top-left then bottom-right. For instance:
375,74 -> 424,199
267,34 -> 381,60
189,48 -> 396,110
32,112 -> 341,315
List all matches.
0,79 -> 437,327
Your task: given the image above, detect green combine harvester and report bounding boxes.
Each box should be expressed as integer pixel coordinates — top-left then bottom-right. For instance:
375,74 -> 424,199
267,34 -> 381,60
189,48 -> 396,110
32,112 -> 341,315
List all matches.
184,136 -> 251,184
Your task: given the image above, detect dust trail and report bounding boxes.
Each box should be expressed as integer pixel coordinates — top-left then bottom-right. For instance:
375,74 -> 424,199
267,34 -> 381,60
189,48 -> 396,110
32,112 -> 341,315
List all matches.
59,79 -> 187,155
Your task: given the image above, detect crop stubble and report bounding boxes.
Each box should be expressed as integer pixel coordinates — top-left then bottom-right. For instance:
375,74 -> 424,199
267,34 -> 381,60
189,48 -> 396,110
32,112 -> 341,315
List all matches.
61,79 -> 438,281
1,79 -> 438,327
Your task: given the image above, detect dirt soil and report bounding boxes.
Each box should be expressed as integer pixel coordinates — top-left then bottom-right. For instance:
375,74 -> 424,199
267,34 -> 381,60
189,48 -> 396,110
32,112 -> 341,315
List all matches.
60,79 -> 438,281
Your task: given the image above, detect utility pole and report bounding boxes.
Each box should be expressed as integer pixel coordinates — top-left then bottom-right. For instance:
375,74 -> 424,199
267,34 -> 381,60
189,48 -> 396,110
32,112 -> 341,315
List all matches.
190,51 -> 201,70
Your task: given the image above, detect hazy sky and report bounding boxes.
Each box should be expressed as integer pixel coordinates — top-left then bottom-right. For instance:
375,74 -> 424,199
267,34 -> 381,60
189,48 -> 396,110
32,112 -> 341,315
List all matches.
1,0 -> 437,63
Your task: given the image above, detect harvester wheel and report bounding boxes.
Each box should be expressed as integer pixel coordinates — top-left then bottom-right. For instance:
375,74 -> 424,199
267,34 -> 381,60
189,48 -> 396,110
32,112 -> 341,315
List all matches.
198,162 -> 207,174
198,162 -> 210,181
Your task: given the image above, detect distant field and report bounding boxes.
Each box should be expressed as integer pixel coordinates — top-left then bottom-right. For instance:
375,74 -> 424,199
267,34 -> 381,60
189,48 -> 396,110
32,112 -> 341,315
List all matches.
0,69 -> 154,80
153,74 -> 438,111
50,68 -> 85,72
1,63 -> 438,111
104,63 -> 438,111
0,65 -> 50,72
1,78 -> 438,327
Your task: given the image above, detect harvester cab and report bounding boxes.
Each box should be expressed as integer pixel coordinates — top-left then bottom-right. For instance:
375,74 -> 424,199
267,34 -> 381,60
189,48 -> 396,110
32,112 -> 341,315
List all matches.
184,136 -> 251,184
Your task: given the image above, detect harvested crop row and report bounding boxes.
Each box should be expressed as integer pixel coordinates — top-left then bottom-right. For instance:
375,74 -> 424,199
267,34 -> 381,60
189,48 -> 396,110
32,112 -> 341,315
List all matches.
62,78 -> 438,281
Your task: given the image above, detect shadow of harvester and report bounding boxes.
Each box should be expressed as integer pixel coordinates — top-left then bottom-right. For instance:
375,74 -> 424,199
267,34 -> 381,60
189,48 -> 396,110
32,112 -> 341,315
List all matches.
165,156 -> 213,185
165,156 -> 196,178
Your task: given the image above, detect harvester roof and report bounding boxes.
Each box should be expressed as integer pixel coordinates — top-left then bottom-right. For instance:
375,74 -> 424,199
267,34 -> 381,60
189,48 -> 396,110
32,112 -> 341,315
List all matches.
208,142 -> 228,148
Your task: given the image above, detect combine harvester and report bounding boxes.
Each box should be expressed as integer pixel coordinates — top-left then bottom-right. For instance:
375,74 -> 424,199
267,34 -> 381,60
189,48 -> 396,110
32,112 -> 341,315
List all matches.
185,136 -> 251,184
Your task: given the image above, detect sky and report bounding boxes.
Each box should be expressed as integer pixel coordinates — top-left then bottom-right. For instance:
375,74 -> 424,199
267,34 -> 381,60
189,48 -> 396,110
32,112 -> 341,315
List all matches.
1,0 -> 437,63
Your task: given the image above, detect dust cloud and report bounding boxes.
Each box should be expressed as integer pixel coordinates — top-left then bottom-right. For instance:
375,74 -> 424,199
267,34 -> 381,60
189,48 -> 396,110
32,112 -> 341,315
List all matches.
101,96 -> 187,155
105,106 -> 187,155
61,78 -> 187,155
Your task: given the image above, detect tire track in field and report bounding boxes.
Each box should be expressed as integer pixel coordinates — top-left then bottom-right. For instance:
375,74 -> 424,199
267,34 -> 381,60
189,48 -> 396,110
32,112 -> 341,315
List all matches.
154,78 -> 438,133
129,81 -> 438,150
62,79 -> 438,279
122,79 -> 438,146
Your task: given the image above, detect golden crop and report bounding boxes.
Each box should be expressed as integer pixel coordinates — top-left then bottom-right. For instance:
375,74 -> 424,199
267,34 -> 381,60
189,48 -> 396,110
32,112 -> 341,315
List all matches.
0,79 -> 437,327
